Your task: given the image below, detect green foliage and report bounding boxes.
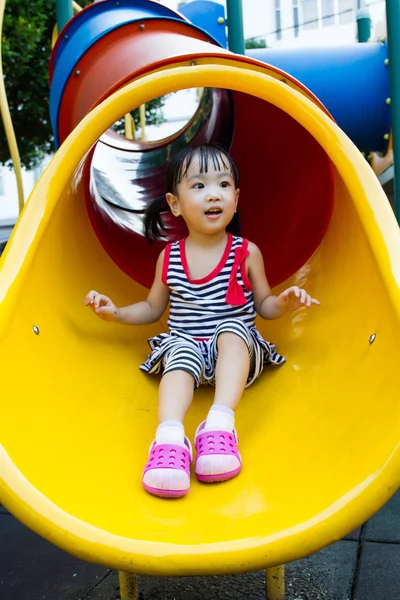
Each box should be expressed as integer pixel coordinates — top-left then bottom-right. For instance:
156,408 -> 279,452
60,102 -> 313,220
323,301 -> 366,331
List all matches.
1,0 -> 56,169
245,38 -> 267,49
112,96 -> 167,137
0,0 -> 166,169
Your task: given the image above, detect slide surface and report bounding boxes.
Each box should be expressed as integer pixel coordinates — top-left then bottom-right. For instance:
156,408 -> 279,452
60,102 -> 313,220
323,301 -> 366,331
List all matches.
1,0 -> 400,577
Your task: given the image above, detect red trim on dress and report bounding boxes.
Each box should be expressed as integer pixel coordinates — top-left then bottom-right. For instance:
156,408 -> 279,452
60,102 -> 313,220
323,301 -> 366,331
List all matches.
179,233 -> 233,284
240,238 -> 253,292
162,244 -> 172,286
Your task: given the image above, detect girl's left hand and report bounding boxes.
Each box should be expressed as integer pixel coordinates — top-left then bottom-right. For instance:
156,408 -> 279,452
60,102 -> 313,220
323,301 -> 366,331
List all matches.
278,286 -> 320,311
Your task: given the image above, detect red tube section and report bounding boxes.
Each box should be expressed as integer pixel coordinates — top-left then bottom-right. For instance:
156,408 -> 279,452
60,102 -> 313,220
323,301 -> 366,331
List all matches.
54,8 -> 334,289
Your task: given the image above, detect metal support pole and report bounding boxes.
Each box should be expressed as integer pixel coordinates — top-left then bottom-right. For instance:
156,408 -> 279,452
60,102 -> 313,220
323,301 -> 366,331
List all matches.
139,104 -> 146,141
266,565 -> 285,600
124,114 -> 136,140
118,571 -> 139,600
356,7 -> 371,42
226,0 -> 245,55
56,0 -> 73,33
386,0 -> 400,221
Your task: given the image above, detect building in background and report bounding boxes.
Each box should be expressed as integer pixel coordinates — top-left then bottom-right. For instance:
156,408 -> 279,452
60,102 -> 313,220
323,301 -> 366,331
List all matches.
175,0 -> 386,47
0,160 -> 50,222
253,0 -> 386,47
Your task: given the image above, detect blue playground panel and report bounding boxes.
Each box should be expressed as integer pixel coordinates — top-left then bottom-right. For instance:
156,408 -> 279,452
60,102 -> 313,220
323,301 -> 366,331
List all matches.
179,1 -> 227,48
179,1 -> 390,152
248,43 -> 390,152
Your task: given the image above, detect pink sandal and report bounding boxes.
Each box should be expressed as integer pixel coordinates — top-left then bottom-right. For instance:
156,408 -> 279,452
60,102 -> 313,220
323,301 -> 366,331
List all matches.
142,437 -> 192,498
194,421 -> 242,483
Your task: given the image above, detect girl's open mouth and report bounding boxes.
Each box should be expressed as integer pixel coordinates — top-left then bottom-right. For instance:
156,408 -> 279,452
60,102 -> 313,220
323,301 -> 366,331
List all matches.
205,208 -> 223,219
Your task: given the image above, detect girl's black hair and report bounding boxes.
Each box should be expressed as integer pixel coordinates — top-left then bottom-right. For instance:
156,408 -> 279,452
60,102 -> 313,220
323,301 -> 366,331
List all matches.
144,143 -> 241,242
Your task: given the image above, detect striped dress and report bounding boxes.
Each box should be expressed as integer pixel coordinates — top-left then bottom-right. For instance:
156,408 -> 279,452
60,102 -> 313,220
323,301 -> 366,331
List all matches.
140,233 -> 285,387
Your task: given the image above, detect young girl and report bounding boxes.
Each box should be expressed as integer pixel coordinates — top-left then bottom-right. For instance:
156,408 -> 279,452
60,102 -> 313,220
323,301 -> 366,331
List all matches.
85,144 -> 319,499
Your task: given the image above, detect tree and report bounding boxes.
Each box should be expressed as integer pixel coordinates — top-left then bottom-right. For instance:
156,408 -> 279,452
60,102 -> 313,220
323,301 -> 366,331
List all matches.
0,0 -> 166,170
1,0 -> 56,169
245,38 -> 267,49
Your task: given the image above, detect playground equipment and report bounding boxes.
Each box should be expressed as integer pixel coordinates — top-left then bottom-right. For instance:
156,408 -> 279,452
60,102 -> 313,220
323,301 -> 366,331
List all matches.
1,1 -> 400,599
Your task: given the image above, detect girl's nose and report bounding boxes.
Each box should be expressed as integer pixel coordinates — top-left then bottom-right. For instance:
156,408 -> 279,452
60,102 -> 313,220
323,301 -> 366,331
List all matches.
206,189 -> 221,201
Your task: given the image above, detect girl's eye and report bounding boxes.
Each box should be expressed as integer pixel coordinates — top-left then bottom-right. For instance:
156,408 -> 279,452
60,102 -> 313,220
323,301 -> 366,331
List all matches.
193,183 -> 204,189
220,181 -> 230,187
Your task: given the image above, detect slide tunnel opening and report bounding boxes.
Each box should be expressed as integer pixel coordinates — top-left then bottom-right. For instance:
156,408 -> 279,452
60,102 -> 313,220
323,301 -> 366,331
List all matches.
87,86 -> 334,290
110,88 -> 206,145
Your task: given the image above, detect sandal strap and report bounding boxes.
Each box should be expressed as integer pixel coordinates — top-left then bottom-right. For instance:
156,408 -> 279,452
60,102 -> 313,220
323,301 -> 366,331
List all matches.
195,425 -> 241,461
195,420 -> 238,443
144,439 -> 192,476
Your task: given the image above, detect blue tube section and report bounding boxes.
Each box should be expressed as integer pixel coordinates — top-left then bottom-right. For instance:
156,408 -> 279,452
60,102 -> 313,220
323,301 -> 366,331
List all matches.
52,0 -> 185,67
50,0 -> 222,147
248,43 -> 390,152
50,0 -> 187,145
179,1 -> 227,48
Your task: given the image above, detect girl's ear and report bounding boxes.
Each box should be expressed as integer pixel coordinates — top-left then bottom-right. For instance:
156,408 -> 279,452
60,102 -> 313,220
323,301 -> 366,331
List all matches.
235,188 -> 240,211
166,192 -> 181,217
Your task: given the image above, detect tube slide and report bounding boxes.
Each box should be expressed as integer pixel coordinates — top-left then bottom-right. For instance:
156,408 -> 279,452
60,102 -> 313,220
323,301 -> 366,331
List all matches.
248,44 -> 391,153
183,1 -> 391,154
1,0 -> 400,577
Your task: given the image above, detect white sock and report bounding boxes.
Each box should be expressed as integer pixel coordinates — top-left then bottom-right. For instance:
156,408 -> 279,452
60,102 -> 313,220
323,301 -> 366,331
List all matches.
155,420 -> 185,446
204,405 -> 235,432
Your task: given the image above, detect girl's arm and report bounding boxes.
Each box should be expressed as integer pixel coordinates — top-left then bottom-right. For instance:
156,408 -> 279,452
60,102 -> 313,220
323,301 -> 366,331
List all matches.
246,242 -> 319,320
85,250 -> 170,325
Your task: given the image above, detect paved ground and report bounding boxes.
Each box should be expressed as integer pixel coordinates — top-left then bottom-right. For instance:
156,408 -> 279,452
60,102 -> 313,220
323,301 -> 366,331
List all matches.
0,219 -> 15,246
1,491 -> 399,600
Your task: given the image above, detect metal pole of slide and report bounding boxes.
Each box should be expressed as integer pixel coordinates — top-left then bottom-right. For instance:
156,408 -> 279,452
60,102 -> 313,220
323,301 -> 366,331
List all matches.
356,7 -> 371,42
56,0 -> 73,33
226,0 -> 245,55
386,0 -> 400,220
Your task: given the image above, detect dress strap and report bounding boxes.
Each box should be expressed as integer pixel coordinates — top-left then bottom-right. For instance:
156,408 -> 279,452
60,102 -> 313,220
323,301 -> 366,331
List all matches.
225,238 -> 250,306
162,243 -> 172,286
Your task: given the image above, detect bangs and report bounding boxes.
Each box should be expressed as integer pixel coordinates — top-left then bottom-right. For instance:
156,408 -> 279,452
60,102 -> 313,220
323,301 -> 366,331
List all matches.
168,144 -> 239,194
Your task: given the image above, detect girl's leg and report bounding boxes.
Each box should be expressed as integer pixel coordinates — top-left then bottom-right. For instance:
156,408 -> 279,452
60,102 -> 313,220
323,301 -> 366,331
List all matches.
156,341 -> 204,442
195,320 -> 251,481
143,343 -> 203,497
204,330 -> 250,432
158,369 -> 195,422
213,330 -> 250,409
155,370 -> 195,446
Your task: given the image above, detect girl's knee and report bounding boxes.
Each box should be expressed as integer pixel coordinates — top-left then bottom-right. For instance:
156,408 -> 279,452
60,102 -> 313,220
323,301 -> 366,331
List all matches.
216,319 -> 250,349
167,343 -> 202,361
163,344 -> 204,384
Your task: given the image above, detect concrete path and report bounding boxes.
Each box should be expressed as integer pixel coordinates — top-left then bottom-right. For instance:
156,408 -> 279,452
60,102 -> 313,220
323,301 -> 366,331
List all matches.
1,491 -> 399,599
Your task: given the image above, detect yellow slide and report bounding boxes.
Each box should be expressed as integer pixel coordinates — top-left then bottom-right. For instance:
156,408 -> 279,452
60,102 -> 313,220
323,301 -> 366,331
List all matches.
1,63 -> 400,580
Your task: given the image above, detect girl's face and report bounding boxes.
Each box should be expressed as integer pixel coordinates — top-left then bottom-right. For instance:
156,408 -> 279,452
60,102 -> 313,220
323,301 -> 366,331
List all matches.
166,154 -> 239,236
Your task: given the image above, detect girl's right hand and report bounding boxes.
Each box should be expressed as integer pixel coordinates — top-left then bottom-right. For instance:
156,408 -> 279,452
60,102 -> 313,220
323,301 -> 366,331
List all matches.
84,290 -> 120,322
